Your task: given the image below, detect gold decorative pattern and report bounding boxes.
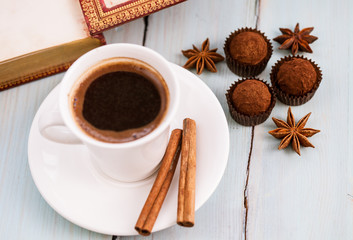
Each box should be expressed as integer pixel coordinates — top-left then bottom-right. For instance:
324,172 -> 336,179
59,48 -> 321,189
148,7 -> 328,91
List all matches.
80,0 -> 185,34
0,63 -> 71,91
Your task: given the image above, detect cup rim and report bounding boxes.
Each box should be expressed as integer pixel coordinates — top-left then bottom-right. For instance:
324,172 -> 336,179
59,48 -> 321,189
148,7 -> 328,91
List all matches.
59,43 -> 179,149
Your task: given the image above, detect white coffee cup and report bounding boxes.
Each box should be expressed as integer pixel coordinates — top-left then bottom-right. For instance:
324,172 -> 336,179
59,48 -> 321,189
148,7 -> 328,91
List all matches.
38,44 -> 180,182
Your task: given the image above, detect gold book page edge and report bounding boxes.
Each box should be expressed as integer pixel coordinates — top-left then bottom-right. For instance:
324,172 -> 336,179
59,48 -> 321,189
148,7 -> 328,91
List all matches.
80,0 -> 187,35
0,35 -> 105,91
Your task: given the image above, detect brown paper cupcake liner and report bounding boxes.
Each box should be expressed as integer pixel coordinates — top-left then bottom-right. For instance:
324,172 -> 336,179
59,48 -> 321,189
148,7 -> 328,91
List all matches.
270,55 -> 322,106
226,78 -> 276,126
224,28 -> 273,77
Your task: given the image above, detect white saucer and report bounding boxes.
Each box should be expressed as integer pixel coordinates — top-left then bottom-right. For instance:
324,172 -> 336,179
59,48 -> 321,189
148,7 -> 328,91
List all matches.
28,63 -> 229,236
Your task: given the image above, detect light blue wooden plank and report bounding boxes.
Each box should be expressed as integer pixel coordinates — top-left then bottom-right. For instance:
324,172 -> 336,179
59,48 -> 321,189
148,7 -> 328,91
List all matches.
247,0 -> 353,239
119,0 -> 258,239
348,0 -> 353,210
104,18 -> 145,45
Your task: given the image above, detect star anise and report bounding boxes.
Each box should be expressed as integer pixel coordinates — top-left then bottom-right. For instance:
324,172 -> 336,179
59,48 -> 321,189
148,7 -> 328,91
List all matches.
182,38 -> 224,75
273,23 -> 318,55
268,107 -> 320,155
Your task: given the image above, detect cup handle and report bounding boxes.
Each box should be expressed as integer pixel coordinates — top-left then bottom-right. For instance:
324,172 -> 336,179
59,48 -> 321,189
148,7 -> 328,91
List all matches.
38,107 -> 82,144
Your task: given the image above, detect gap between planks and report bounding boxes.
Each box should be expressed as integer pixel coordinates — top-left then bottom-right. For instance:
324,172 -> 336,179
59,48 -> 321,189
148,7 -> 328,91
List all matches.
243,1 -> 261,239
243,127 -> 255,240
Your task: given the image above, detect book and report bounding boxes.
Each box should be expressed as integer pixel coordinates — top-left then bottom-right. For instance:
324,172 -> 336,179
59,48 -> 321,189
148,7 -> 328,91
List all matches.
0,0 -> 186,91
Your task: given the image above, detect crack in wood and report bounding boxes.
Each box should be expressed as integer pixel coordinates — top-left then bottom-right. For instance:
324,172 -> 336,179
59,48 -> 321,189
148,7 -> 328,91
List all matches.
243,3 -> 261,239
142,16 -> 150,46
243,126 -> 255,240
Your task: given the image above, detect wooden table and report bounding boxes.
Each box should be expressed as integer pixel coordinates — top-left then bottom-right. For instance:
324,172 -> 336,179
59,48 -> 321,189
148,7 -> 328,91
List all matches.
1,0 -> 352,239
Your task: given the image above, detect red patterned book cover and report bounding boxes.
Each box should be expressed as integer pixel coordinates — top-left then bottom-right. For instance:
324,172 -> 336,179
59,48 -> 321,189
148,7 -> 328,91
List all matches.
80,0 -> 186,35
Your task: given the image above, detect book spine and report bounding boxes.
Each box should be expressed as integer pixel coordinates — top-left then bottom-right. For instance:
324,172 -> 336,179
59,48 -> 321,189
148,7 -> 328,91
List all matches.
0,35 -> 105,91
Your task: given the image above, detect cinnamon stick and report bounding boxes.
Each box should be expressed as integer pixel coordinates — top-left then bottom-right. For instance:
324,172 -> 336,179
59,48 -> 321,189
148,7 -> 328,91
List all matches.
135,129 -> 183,236
177,118 -> 196,227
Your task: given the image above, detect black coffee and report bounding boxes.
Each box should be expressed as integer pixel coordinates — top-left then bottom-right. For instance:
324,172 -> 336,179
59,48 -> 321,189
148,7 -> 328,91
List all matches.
69,58 -> 169,143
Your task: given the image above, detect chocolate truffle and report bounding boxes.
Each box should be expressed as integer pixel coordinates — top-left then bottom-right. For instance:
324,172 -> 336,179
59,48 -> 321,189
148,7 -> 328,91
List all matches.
224,28 -> 273,77
229,32 -> 268,65
231,80 -> 272,116
276,58 -> 317,96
